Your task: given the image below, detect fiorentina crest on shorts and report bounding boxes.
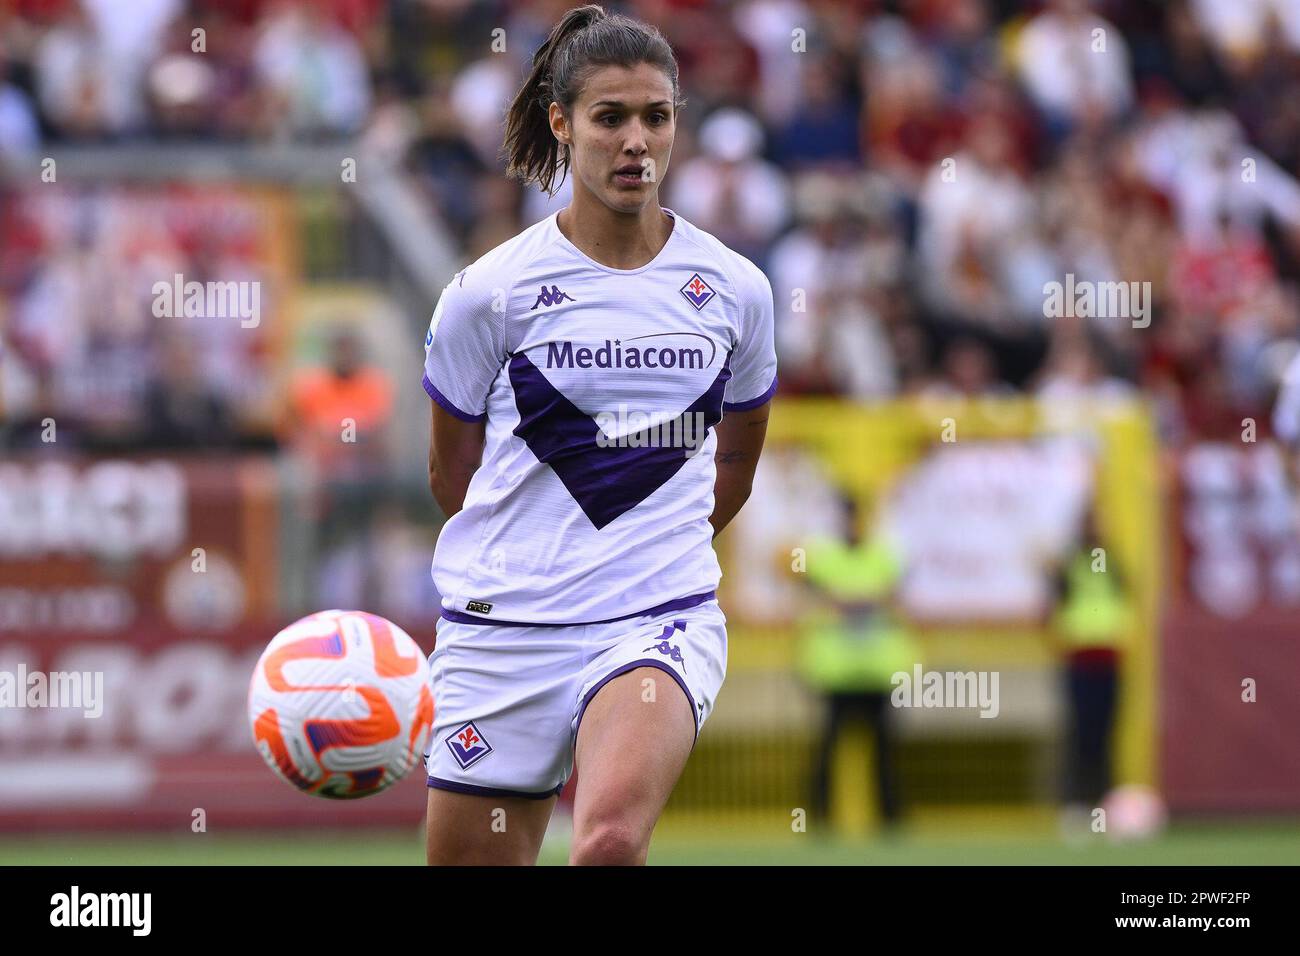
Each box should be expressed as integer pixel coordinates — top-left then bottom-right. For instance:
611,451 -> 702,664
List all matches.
680,273 -> 716,311
446,721 -> 493,769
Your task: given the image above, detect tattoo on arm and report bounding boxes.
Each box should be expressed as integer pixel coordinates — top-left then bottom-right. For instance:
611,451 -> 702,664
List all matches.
716,450 -> 748,465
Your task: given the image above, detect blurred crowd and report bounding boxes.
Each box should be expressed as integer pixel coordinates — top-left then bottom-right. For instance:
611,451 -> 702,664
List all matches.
2,0 -> 1300,449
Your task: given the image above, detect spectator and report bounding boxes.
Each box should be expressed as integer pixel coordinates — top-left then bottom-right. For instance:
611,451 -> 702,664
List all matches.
863,29 -> 966,194
139,331 -> 236,449
0,0 -> 1296,454
921,337 -> 1013,399
915,114 -> 1036,329
668,107 -> 790,265
408,79 -> 489,243
1190,0 -> 1300,66
1015,0 -> 1134,137
0,38 -> 39,157
34,2 -> 111,137
770,172 -> 903,396
253,0 -> 372,138
287,326 -> 394,479
769,56 -> 861,171
287,327 -> 396,607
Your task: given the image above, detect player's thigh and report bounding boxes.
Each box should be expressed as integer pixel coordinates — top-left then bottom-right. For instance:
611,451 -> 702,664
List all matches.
571,665 -> 696,840
425,787 -> 556,865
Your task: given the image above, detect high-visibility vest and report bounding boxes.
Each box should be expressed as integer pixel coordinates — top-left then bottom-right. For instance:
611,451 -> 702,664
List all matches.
1053,551 -> 1131,649
799,617 -> 917,691
797,535 -> 919,691
803,534 -> 899,601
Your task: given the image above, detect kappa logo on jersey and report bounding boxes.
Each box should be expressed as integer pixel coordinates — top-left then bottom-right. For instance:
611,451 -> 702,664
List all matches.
531,285 -> 577,310
643,619 -> 688,672
446,721 -> 493,769
680,273 -> 716,311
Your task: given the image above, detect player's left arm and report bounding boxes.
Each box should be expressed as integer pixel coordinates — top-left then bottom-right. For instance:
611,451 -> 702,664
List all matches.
712,256 -> 778,537
710,400 -> 769,537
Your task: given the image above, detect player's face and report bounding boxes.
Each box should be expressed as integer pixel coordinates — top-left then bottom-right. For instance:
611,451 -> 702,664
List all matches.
555,63 -> 676,214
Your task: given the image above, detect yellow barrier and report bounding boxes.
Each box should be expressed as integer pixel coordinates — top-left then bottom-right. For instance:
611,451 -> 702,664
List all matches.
663,396 -> 1161,834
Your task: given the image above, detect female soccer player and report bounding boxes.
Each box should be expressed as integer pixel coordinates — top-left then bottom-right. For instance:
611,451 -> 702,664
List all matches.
421,4 -> 776,865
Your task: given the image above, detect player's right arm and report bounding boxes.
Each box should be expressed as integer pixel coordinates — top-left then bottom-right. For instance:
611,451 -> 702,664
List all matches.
428,401 -> 485,517
421,267 -> 504,518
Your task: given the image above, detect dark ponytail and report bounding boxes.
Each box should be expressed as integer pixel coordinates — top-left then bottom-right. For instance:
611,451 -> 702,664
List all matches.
502,4 -> 683,196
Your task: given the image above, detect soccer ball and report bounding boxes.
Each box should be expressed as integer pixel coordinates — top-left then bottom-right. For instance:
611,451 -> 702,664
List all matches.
248,610 -> 434,799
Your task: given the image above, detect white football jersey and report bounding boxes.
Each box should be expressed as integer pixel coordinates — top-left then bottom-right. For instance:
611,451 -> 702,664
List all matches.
422,207 -> 777,625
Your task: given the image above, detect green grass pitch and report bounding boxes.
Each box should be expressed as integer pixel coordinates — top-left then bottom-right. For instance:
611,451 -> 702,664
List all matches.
3,821 -> 1297,865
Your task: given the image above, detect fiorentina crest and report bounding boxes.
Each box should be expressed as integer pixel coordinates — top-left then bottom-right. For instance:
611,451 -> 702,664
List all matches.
680,273 -> 716,310
445,721 -> 493,769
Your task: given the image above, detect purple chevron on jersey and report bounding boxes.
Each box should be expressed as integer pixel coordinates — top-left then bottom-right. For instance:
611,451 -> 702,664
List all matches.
508,352 -> 731,529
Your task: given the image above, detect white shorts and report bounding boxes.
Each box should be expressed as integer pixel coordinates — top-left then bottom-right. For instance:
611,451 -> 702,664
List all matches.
424,597 -> 728,799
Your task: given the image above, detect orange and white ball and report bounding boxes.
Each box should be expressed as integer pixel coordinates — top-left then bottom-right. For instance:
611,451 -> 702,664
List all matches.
248,610 -> 434,799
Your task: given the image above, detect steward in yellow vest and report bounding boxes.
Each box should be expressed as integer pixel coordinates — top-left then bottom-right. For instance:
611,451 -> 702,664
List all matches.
1053,549 -> 1132,654
795,496 -> 918,827
1051,522 -> 1130,812
797,532 -> 916,693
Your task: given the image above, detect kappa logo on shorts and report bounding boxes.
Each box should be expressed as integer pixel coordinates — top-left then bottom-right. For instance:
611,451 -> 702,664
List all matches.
446,721 -> 493,769
643,619 -> 688,673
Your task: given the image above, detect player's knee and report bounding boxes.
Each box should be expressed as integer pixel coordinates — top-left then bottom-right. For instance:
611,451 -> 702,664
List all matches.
570,818 -> 647,866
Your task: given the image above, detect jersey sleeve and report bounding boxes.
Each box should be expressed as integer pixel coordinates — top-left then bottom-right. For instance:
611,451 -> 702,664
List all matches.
723,255 -> 779,411
422,268 -> 506,423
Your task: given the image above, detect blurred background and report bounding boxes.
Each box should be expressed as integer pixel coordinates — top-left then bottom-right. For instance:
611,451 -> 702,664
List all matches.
1,0 -> 1299,864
